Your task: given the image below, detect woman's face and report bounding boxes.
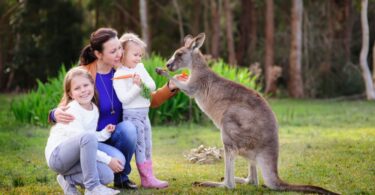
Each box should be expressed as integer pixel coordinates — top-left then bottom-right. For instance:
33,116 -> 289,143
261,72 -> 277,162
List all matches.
98,37 -> 123,66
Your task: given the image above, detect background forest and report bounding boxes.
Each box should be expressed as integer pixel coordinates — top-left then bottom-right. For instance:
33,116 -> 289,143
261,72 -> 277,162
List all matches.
0,1 -> 375,194
1,0 -> 374,98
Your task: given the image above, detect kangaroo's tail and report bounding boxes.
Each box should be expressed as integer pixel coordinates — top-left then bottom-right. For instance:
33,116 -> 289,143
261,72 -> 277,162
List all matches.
257,150 -> 340,195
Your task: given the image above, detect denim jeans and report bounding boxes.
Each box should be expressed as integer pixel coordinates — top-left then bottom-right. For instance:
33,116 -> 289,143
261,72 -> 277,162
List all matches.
48,132 -> 113,190
100,120 -> 137,184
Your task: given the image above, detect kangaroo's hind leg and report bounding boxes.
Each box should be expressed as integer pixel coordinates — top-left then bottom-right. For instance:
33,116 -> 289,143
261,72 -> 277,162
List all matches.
235,160 -> 258,186
193,145 -> 236,189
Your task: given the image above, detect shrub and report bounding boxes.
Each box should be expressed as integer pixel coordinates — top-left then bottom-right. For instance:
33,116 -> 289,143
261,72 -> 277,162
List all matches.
11,66 -> 66,126
11,55 -> 262,126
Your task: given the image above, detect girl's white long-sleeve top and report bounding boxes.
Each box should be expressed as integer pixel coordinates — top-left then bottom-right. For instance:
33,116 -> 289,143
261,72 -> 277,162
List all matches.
45,100 -> 112,166
113,63 -> 156,109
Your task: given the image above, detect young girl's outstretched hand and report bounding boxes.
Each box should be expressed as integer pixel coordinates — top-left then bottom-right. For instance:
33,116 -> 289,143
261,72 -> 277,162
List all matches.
105,124 -> 116,133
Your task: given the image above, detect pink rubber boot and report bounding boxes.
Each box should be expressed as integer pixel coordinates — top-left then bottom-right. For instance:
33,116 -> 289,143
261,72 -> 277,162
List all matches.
137,160 -> 169,189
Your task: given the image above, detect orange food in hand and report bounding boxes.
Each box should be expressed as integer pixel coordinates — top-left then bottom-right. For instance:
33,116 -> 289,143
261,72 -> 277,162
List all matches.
112,74 -> 134,80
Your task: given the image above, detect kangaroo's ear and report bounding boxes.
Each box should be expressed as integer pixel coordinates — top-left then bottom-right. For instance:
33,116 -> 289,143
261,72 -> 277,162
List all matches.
183,35 -> 194,47
188,33 -> 205,51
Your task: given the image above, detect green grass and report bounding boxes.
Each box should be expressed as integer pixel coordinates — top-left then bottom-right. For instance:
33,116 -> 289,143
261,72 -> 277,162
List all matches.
0,94 -> 374,194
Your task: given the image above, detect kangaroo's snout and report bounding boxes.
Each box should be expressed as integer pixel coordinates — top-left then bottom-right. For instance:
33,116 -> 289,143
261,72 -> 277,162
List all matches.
166,62 -> 175,72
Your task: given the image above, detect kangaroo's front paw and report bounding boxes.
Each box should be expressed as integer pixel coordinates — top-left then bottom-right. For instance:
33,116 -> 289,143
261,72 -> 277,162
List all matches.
155,67 -> 168,77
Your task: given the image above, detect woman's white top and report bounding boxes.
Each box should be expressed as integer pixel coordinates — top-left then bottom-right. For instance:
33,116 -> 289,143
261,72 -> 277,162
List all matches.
45,100 -> 112,165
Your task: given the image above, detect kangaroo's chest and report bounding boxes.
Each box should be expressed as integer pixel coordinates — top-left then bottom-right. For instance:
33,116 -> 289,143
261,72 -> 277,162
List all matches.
195,95 -> 225,129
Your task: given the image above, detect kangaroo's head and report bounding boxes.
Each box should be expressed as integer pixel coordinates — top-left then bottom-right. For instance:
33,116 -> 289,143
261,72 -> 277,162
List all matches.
165,33 -> 205,72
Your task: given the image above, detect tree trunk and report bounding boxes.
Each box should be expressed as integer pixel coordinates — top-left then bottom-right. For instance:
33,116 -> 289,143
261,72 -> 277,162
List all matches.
203,0 -> 211,53
114,3 -> 140,30
359,0 -> 375,99
210,0 -> 221,59
373,41 -> 375,87
172,0 -> 184,43
236,0 -> 251,66
95,2 -> 100,28
288,0 -> 304,98
191,0 -> 201,36
265,0 -> 276,94
320,1 -> 333,74
248,0 -> 257,64
140,0 -> 150,53
0,43 -> 3,89
223,0 -> 237,66
343,0 -> 354,63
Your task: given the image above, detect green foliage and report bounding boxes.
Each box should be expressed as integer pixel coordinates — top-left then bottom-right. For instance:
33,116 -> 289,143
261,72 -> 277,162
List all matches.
305,64 -> 365,98
10,66 -> 66,126
10,55 -> 262,126
140,82 -> 152,100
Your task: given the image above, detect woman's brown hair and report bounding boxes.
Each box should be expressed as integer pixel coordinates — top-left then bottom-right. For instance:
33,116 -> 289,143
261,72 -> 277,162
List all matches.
79,28 -> 118,65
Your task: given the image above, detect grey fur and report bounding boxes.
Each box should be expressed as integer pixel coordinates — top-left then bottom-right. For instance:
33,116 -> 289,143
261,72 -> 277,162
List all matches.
156,33 -> 339,195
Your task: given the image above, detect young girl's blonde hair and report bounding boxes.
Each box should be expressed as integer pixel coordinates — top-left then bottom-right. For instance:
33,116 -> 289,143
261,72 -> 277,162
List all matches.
119,33 -> 147,64
59,67 -> 98,106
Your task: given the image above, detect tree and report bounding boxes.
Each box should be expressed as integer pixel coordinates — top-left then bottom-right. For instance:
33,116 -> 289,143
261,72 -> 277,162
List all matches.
288,0 -> 304,98
140,0 -> 150,53
0,0 -> 20,90
236,0 -> 253,66
210,0 -> 221,59
172,0 -> 184,43
373,41 -> 375,86
10,0 -> 83,89
264,0 -> 276,94
223,0 -> 237,66
359,0 -> 375,99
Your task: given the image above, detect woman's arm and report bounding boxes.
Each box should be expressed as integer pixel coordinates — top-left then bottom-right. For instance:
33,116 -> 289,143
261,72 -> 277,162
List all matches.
48,105 -> 75,124
150,83 -> 177,108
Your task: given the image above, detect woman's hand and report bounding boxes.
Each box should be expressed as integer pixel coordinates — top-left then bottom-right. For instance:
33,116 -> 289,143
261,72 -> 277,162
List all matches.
105,124 -> 116,133
133,74 -> 142,86
55,106 -> 75,124
168,74 -> 188,91
108,158 -> 124,173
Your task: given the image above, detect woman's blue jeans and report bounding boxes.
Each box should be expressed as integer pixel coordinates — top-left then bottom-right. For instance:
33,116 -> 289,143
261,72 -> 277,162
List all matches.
98,120 -> 137,185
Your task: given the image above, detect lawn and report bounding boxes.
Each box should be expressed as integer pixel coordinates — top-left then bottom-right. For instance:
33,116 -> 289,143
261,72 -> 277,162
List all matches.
0,94 -> 374,194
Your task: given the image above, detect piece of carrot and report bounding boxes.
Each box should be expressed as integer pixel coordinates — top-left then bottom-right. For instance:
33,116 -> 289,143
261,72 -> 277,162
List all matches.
112,74 -> 134,80
181,71 -> 189,77
177,71 -> 189,80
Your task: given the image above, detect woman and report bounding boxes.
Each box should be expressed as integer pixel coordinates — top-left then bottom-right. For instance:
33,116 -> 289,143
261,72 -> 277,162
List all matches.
49,28 -> 178,189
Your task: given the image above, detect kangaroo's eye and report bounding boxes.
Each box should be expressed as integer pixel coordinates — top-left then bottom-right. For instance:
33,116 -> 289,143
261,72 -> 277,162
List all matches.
175,52 -> 182,57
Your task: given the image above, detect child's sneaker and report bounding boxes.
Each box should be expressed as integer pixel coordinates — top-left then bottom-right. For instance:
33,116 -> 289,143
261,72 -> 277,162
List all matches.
57,174 -> 81,195
84,184 -> 120,195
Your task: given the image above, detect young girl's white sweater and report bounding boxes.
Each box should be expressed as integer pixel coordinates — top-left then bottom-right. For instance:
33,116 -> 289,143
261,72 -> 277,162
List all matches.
45,100 -> 112,166
113,63 -> 156,109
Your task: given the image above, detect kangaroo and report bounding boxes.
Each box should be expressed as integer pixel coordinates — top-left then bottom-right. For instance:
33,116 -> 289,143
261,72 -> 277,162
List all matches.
156,33 -> 339,194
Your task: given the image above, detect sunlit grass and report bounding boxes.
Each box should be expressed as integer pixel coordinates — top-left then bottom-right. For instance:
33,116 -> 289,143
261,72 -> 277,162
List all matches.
0,95 -> 374,194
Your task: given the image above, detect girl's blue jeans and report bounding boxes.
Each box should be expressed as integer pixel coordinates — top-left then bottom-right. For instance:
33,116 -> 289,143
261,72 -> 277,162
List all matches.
98,120 -> 137,185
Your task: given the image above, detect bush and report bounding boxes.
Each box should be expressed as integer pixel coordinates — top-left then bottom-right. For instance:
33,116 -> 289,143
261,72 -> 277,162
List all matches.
11,55 -> 262,126
11,66 -> 66,126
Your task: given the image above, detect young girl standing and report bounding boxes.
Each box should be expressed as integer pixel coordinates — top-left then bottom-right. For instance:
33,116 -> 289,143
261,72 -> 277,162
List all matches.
45,67 -> 121,195
113,33 -> 168,189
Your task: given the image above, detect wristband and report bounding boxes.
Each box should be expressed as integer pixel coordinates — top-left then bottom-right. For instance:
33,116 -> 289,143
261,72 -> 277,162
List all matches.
50,109 -> 57,123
